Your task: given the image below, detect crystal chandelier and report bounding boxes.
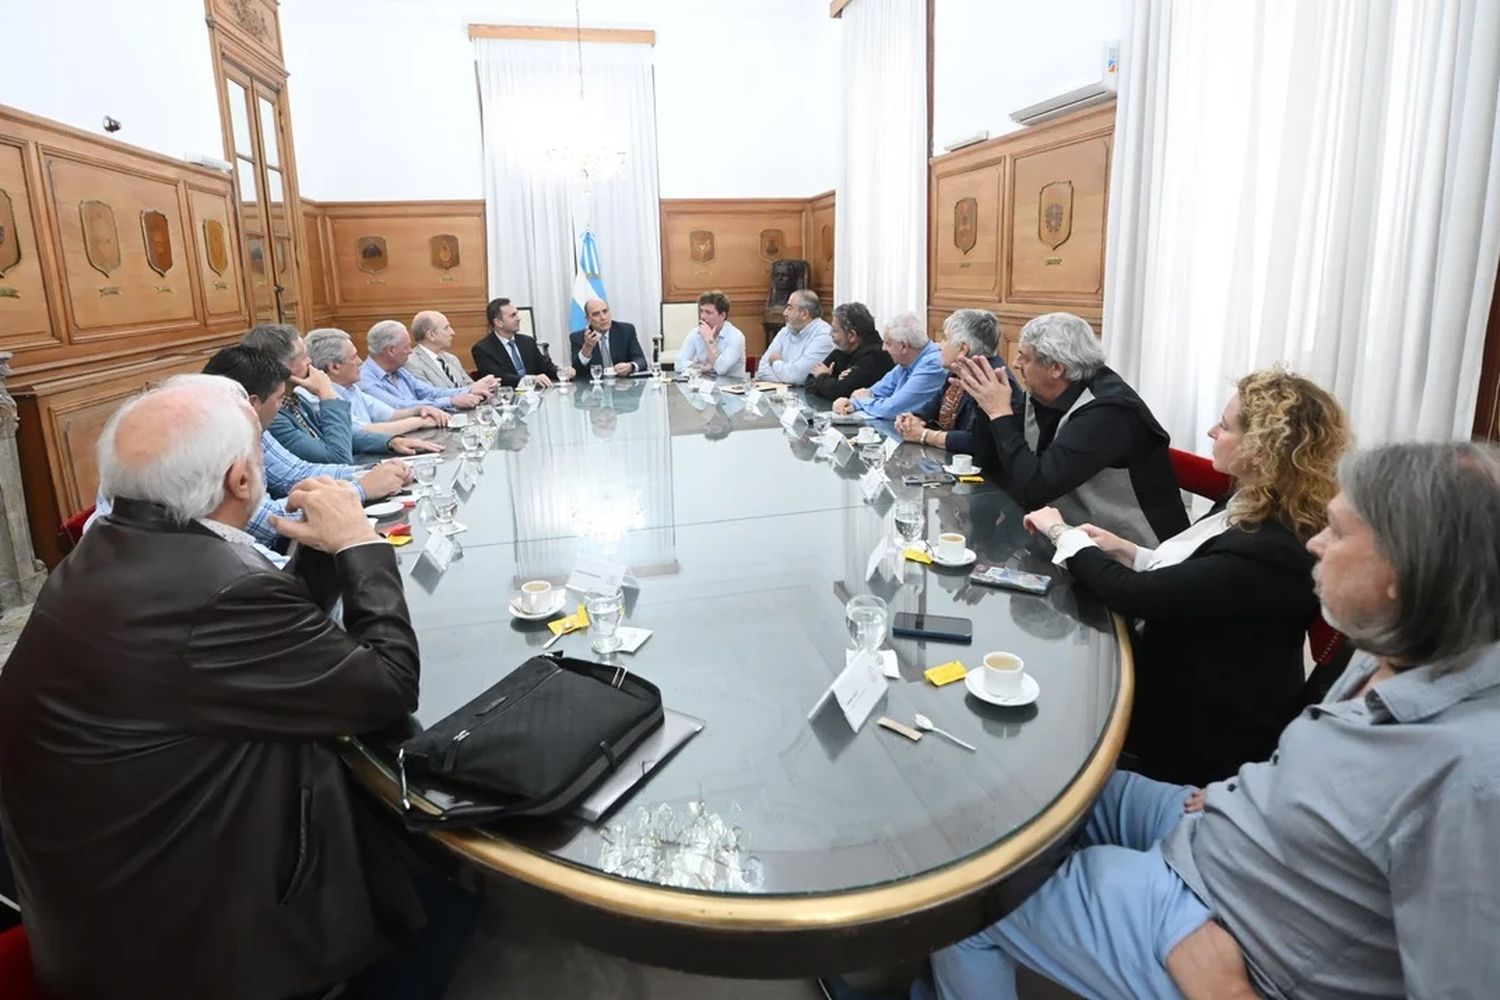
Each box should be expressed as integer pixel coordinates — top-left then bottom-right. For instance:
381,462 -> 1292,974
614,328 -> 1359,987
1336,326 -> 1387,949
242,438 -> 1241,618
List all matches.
540,0 -> 628,184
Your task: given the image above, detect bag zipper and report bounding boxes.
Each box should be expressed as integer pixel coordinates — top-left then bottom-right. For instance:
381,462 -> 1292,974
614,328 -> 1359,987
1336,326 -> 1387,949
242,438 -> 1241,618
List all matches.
440,666 -> 561,770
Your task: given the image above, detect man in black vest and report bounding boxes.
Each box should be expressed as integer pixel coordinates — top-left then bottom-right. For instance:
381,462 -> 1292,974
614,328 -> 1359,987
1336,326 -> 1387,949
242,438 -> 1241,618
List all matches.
472,296 -> 563,388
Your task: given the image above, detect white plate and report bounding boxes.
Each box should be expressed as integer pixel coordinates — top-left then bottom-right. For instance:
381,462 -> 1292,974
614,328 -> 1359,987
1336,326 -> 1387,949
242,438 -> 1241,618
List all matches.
508,592 -> 568,621
965,667 -> 1040,707
930,546 -> 977,568
944,463 -> 982,475
363,500 -> 404,518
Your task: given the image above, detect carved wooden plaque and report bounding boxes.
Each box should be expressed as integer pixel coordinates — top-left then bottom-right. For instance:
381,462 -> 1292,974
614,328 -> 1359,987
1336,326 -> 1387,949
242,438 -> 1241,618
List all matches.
203,218 -> 229,275
689,229 -> 715,264
0,189 -> 18,277
1039,181 -> 1074,250
141,209 -> 173,275
759,228 -> 784,261
954,197 -> 978,255
429,234 -> 460,270
356,235 -> 388,274
79,199 -> 121,277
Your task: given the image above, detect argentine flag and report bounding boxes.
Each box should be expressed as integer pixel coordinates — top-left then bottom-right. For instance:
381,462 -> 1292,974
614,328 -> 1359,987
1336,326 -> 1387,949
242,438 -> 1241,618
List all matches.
568,229 -> 608,332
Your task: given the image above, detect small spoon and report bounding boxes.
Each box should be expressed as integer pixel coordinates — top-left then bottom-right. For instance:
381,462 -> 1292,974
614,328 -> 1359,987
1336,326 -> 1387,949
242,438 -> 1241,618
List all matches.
913,713 -> 976,751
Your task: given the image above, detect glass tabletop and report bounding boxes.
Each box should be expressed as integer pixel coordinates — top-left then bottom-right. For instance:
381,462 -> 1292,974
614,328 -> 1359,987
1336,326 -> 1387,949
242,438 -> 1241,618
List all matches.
358,376 -> 1121,899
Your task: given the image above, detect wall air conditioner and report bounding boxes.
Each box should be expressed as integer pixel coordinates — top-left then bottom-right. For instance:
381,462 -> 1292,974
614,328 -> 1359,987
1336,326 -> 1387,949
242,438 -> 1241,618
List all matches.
1010,80 -> 1117,127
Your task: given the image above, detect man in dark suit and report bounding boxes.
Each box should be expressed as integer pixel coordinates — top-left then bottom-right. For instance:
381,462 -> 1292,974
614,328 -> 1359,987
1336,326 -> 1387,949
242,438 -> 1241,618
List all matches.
472,296 -> 562,388
570,297 -> 649,380
0,377 -> 475,999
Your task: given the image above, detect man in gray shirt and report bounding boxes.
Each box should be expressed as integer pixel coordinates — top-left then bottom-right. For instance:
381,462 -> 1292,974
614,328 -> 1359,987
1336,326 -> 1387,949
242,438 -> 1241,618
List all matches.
911,441 -> 1500,1000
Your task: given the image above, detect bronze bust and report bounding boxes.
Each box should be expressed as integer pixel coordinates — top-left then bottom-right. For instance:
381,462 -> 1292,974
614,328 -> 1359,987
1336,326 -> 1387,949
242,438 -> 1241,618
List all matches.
767,259 -> 810,309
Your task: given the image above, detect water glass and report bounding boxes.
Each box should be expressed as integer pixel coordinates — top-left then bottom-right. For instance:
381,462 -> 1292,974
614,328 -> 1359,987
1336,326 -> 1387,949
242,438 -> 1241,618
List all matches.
845,594 -> 888,656
498,386 -> 516,408
603,362 -> 618,383
461,425 -> 484,457
590,363 -> 604,383
859,442 -> 885,468
517,375 -> 536,392
431,488 -> 459,534
649,359 -> 663,380
893,498 -> 924,546
586,588 -> 625,653
414,461 -> 438,496
558,366 -> 574,388
811,412 -> 833,436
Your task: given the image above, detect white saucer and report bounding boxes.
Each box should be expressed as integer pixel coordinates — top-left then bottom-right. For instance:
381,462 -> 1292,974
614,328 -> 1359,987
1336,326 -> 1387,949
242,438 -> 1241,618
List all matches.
363,500 -> 404,518
944,463 -> 982,475
930,546 -> 977,568
853,434 -> 881,447
508,592 -> 567,621
965,667 -> 1040,707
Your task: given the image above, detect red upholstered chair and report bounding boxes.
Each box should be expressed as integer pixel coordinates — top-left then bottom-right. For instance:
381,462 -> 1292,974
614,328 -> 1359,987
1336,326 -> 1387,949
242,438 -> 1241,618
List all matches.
0,925 -> 44,1000
1167,447 -> 1232,500
57,504 -> 95,557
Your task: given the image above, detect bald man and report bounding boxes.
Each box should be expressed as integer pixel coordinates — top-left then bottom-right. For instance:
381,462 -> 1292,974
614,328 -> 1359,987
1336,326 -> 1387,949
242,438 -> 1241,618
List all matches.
405,309 -> 499,394
0,377 -> 477,998
570,297 -> 648,381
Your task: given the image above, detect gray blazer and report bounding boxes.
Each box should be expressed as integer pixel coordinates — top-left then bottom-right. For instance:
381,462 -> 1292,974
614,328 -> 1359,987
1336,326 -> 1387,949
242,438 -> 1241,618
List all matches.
404,346 -> 472,389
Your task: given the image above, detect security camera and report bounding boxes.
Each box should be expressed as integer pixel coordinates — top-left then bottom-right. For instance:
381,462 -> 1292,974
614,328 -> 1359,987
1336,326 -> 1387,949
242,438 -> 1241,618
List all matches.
103,116 -> 121,133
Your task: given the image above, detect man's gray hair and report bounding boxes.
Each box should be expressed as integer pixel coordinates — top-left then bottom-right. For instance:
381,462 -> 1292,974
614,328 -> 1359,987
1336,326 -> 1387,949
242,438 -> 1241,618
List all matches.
1340,442 -> 1500,667
367,319 -> 408,356
97,375 -> 259,525
883,311 -> 928,349
240,323 -> 301,367
789,289 -> 822,318
306,327 -> 353,371
410,312 -> 438,342
944,309 -> 1000,357
1019,312 -> 1105,382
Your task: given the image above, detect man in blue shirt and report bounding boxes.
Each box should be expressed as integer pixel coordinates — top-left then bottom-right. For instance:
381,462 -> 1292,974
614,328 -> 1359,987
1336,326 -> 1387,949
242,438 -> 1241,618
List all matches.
758,289 -> 834,383
832,311 -> 947,420
674,291 -> 747,378
360,319 -> 489,413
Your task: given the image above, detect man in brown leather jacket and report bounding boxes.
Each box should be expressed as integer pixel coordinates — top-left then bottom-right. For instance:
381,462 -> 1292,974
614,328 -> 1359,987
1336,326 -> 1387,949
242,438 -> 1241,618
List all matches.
0,376 -> 470,999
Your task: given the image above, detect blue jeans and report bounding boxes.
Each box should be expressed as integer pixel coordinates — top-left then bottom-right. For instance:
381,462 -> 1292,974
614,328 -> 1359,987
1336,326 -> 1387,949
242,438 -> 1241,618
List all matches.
914,771 -> 1211,1000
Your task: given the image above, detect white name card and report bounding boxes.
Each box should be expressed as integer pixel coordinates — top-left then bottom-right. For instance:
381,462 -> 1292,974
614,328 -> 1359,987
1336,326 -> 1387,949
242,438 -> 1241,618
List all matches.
420,529 -> 457,573
859,465 -> 893,503
448,413 -> 470,429
692,378 -> 716,395
455,460 -> 480,493
746,387 -> 764,407
780,405 -> 809,434
882,435 -> 902,461
808,649 -> 888,733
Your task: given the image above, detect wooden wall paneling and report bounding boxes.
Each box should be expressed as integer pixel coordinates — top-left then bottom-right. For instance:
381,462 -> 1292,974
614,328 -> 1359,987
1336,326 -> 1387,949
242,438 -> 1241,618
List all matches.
187,183 -> 246,319
300,198 -> 333,325
931,153 -> 1005,303
660,198 -> 809,303
808,190 -> 836,304
0,136 -> 60,354
16,351 -> 215,566
325,201 -> 486,307
205,0 -> 285,69
1007,133 -> 1110,304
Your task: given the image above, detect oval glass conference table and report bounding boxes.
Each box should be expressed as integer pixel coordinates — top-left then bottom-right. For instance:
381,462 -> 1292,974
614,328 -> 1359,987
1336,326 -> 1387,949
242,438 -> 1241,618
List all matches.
345,375 -> 1131,977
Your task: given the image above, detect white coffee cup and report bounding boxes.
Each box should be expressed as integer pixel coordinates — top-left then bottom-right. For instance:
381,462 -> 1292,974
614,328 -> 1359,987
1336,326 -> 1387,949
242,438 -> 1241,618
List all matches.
982,651 -> 1026,698
519,580 -> 552,613
951,453 -> 975,474
937,532 -> 967,562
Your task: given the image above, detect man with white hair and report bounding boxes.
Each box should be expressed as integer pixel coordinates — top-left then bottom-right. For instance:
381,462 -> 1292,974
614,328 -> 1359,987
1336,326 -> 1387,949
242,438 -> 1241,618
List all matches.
832,311 -> 947,420
306,327 -> 447,455
406,309 -> 497,392
911,442 -> 1500,1000
953,311 -> 1187,546
757,289 -> 834,383
0,377 -> 478,998
360,319 -> 487,412
894,308 -> 1017,456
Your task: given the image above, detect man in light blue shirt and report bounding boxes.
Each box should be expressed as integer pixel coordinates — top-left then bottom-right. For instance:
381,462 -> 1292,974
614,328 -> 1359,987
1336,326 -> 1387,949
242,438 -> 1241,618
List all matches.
832,311 -> 946,420
307,327 -> 450,446
359,319 -> 488,413
675,291 -> 747,378
758,289 -> 833,383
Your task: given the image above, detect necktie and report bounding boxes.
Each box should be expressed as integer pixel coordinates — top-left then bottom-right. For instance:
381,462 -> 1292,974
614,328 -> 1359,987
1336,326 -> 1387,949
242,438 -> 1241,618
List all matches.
597,331 -> 612,367
286,396 -> 320,439
438,353 -> 461,386
506,338 -> 525,375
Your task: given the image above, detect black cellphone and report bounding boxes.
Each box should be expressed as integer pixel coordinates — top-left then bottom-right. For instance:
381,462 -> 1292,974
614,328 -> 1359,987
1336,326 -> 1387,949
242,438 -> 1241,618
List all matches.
891,611 -> 974,643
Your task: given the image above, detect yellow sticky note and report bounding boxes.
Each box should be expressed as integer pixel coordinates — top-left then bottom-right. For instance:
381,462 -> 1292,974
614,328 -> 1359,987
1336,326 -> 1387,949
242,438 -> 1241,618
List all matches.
548,604 -> 590,636
903,546 -> 934,564
959,475 -> 985,483
925,661 -> 969,686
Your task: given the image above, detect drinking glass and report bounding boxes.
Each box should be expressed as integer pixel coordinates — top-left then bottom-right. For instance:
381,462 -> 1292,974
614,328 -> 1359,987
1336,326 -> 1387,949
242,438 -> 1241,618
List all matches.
649,359 -> 663,380
431,488 -> 460,535
558,366 -> 574,388
586,588 -> 625,653
859,442 -> 885,468
811,412 -> 833,436
590,363 -> 604,383
517,375 -> 536,392
413,461 -> 438,497
893,498 -> 924,546
498,386 -> 516,409
603,362 -> 618,383
461,425 -> 484,457
844,594 -> 888,655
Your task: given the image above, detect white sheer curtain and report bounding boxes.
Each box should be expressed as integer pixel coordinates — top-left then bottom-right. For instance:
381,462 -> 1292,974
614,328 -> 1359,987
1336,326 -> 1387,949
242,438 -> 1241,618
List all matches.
1105,0 -> 1500,448
475,38 -> 662,360
835,0 -> 927,326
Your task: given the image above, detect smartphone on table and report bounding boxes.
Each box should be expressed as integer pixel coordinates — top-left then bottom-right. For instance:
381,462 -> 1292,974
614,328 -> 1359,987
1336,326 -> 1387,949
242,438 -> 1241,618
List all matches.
969,563 -> 1053,595
891,612 -> 973,643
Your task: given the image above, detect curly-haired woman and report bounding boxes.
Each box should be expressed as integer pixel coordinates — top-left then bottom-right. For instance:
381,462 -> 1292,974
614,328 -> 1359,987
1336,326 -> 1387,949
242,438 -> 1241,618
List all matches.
1025,369 -> 1350,784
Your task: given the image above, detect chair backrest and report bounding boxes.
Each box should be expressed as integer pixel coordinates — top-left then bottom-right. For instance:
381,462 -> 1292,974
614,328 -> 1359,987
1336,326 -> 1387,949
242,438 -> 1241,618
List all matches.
658,302 -> 698,364
57,504 -> 96,556
1168,447 -> 1233,500
0,925 -> 43,1000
